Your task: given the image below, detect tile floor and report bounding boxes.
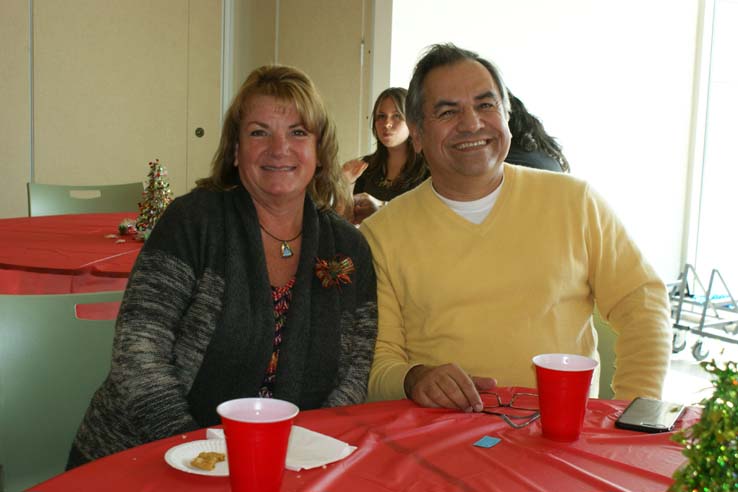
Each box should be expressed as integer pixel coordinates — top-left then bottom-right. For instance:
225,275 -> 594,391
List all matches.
662,330 -> 738,406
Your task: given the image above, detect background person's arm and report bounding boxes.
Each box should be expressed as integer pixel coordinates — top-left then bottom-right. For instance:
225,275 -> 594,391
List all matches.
342,158 -> 368,194
352,192 -> 384,224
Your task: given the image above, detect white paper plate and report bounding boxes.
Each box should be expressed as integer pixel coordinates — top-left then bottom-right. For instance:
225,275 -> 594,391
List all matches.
164,439 -> 229,476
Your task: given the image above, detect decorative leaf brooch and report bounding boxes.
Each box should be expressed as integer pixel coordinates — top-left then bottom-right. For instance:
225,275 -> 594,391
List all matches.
314,255 -> 355,289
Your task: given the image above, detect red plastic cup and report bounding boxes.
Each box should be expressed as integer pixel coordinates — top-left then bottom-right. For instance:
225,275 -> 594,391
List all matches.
216,398 -> 299,492
532,353 -> 598,442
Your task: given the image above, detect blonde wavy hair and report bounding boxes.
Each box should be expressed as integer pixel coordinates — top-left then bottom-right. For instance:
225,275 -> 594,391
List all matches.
196,65 -> 348,211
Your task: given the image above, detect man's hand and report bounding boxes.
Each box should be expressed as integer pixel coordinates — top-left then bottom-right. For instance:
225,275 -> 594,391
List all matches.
403,363 -> 497,412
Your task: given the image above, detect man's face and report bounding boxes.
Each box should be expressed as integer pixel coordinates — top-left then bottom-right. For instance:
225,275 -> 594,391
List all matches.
410,59 -> 511,199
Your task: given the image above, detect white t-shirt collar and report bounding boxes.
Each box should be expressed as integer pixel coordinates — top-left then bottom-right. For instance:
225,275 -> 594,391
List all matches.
432,173 -> 505,225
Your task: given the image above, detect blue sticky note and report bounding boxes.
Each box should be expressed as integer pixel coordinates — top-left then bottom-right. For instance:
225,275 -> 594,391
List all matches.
473,436 -> 501,448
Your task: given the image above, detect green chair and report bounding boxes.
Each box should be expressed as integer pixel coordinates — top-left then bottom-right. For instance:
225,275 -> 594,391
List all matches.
593,307 -> 617,399
27,182 -> 143,216
0,291 -> 123,492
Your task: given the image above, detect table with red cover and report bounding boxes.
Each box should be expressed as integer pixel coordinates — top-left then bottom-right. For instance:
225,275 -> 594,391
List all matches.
0,213 -> 142,318
31,388 -> 698,492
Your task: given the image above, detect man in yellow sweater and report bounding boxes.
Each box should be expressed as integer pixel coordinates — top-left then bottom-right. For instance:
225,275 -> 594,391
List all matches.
361,43 -> 671,412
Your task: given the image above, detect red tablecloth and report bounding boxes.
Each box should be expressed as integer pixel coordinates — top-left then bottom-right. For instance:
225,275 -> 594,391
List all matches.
31,388 -> 699,492
0,213 -> 142,318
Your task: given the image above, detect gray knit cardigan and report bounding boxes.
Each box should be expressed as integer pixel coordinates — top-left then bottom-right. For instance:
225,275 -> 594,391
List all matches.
69,185 -> 378,465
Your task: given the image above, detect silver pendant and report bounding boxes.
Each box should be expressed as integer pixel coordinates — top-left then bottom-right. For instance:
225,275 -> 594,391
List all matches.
280,241 -> 293,258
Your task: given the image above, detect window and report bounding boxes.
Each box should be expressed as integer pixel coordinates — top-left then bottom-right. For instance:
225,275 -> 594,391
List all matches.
688,0 -> 738,295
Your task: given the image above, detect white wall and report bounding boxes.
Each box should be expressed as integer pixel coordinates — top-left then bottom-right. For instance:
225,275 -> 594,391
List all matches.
278,0 -> 372,164
0,1 -> 222,219
389,0 -> 701,281
0,0 -> 32,218
230,0 -> 372,165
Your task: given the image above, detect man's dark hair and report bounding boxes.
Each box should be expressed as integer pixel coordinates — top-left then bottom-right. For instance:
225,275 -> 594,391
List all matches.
406,43 -> 510,129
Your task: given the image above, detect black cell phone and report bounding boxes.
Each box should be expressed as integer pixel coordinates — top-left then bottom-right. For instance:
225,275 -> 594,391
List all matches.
615,397 -> 685,433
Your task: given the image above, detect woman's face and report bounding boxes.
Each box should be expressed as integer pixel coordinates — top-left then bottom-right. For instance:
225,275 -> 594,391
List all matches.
235,94 -> 318,205
374,96 -> 410,150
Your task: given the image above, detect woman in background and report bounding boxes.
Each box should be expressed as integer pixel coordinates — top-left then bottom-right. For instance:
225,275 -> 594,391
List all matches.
343,87 -> 429,223
67,65 -> 378,468
505,90 -> 571,173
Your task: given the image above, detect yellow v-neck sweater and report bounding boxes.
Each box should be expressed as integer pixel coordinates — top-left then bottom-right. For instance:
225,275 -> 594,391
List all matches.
361,164 -> 670,402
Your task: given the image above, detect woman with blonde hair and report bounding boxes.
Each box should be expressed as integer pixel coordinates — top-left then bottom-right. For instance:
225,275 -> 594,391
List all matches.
67,65 -> 378,468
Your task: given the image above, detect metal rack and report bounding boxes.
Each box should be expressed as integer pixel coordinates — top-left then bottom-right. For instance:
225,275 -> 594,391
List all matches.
669,264 -> 738,361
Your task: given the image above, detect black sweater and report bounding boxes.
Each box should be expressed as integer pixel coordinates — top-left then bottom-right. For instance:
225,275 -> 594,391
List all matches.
70,185 -> 378,466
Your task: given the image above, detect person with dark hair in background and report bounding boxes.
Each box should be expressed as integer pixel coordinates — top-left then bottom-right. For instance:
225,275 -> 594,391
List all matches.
342,87 -> 429,223
67,65 -> 378,468
505,90 -> 570,173
362,43 -> 671,412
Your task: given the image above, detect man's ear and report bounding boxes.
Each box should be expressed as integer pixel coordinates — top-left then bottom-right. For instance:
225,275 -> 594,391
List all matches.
409,123 -> 423,153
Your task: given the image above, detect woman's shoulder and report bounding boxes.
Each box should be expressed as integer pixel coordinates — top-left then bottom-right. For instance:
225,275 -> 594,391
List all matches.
179,185 -> 225,201
156,186 -> 227,228
321,209 -> 371,253
144,187 -> 236,257
173,186 -> 231,209
322,208 -> 360,234
506,146 -> 562,172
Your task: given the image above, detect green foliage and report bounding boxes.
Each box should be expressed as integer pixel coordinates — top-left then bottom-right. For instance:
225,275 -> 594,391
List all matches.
669,360 -> 738,492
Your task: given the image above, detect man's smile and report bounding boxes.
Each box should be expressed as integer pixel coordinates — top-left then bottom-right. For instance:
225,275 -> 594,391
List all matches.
453,139 -> 489,151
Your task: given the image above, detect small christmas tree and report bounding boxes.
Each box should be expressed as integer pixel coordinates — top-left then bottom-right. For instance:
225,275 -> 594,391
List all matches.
135,159 -> 174,235
669,359 -> 738,492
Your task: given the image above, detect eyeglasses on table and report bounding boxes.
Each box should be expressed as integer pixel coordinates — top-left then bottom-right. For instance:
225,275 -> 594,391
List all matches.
479,391 -> 541,429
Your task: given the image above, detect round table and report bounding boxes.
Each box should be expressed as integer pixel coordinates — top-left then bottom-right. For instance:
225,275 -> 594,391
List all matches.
30,388 -> 698,492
